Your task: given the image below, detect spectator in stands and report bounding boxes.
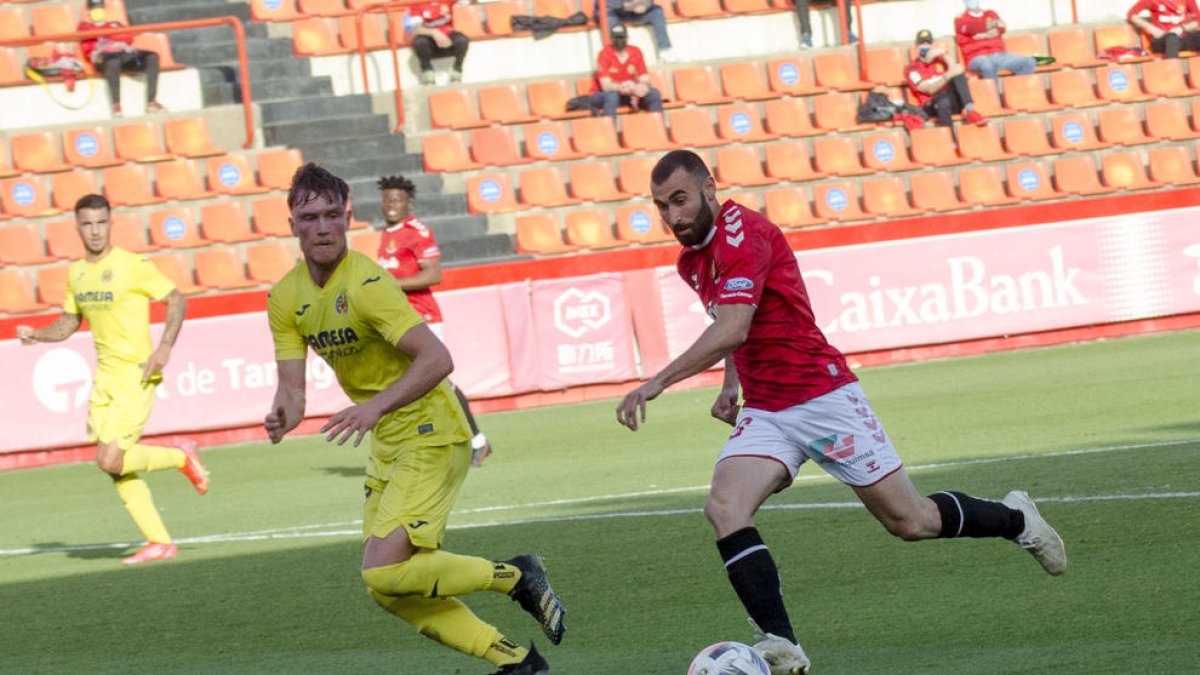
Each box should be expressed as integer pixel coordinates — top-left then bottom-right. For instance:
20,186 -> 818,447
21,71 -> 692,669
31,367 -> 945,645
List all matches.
374,175 -> 493,467
77,0 -> 164,117
589,24 -> 664,118
603,0 -> 675,62
406,1 -> 469,85
905,29 -> 987,136
954,0 -> 1036,80
796,0 -> 856,49
1128,0 -> 1200,58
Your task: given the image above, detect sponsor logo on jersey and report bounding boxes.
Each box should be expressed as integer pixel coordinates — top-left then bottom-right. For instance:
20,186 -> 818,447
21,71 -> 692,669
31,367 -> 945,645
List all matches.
723,276 -> 753,291
809,433 -> 856,460
304,327 -> 360,350
334,290 -> 348,315
74,291 -> 114,304
295,303 -> 310,317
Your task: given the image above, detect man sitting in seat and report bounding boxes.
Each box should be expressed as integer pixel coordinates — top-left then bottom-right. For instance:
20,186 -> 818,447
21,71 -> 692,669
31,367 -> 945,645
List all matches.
954,0 -> 1036,80
407,0 -> 469,85
77,0 -> 164,117
589,24 -> 663,118
602,0 -> 674,62
1128,0 -> 1200,58
906,29 -> 987,137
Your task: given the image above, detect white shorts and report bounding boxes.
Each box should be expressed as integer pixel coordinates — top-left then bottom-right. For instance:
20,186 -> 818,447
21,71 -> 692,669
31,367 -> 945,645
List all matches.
718,382 -> 903,488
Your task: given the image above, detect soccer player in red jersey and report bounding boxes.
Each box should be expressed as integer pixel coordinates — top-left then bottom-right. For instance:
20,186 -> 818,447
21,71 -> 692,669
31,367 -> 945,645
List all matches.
615,151 -> 1066,675
375,175 -> 492,466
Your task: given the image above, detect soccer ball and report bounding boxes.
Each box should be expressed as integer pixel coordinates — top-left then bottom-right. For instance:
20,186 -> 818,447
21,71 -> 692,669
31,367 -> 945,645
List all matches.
687,641 -> 771,675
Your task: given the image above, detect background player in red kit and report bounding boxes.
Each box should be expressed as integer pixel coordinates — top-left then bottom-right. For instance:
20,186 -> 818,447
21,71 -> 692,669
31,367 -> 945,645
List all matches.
375,175 -> 492,466
615,150 -> 1066,675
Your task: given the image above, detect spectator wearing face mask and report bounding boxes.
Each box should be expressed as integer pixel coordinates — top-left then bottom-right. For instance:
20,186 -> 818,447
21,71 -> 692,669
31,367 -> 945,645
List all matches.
906,29 -> 987,136
1128,0 -> 1200,58
589,24 -> 664,118
954,0 -> 1036,80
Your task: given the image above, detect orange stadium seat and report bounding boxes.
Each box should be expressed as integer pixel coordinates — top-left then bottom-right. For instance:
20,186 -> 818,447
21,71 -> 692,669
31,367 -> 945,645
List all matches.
148,207 -> 209,248
251,196 -> 293,237
1101,151 -> 1161,191
515,213 -> 577,254
1052,155 -> 1114,196
30,5 -> 75,37
648,71 -> 685,108
668,108 -> 722,147
956,123 -> 1014,162
1144,100 -> 1200,141
338,14 -> 390,51
864,46 -> 906,86
149,253 -> 206,295
195,248 -> 258,290
813,51 -> 872,91
812,136 -> 871,176
715,147 -> 773,187
11,132 -> 71,173
1140,58 -> 1200,98
521,121 -> 583,161
676,0 -> 722,18
132,33 -> 179,69
293,18 -> 346,56
246,241 -> 298,284
207,155 -> 268,195
1094,24 -> 1150,61
1050,112 -> 1108,151
812,92 -> 872,132
154,159 -> 216,201
860,130 -> 919,172
0,269 -> 49,314
113,123 -> 172,163
1005,161 -> 1062,201
1095,64 -> 1152,103
570,116 -> 629,156
533,0 -> 577,20
257,149 -> 304,191
763,97 -> 822,137
478,84 -> 538,125
110,212 -> 158,253
910,170 -> 968,212
966,78 -> 1012,118
0,137 -> 16,180
723,190 -> 761,210
620,112 -> 678,152
1047,27 -> 1104,68
1192,99 -> 1200,132
1002,117 -> 1057,157
0,8 -> 29,42
484,1 -> 521,37
0,176 -> 59,217
1148,145 -> 1200,185
565,209 -> 623,250
50,170 -> 101,211
1047,69 -> 1104,108
452,2 -> 486,39
958,165 -> 1021,207
614,205 -> 671,244
518,166 -> 581,207
617,156 -> 657,197
1002,74 -> 1062,113
251,0 -> 300,22
0,223 -> 56,264
861,176 -> 920,217
766,57 -> 825,96
812,181 -> 867,221
465,173 -> 520,214
0,47 -> 30,87
45,219 -> 86,259
1097,107 -> 1153,146
37,265 -> 70,307
1003,33 -> 1054,68
428,88 -> 488,129
200,201 -> 262,243
421,132 -> 484,173
763,187 -> 826,228
347,229 -> 379,257
61,127 -> 122,169
764,141 -> 824,182
716,103 -> 776,142
102,164 -> 164,207
672,66 -> 733,105
528,79 -> 590,120
568,162 -> 630,202
469,126 -> 532,167
163,117 -> 225,158
719,61 -> 774,101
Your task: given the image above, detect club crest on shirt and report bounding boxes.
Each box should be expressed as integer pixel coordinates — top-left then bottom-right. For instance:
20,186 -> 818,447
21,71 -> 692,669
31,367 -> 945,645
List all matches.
334,290 -> 349,315
386,240 -> 398,253
101,268 -> 113,283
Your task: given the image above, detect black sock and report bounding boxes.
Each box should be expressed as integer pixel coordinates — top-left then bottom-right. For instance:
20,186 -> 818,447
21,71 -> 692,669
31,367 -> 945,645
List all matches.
716,527 -> 796,644
929,491 -> 1024,539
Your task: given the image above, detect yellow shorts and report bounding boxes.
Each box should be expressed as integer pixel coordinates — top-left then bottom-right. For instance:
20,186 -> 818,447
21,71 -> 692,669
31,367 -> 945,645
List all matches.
88,362 -> 159,450
362,439 -> 471,550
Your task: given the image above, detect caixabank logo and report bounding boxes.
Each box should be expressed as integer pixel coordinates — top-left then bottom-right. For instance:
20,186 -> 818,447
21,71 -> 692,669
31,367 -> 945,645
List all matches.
553,288 -> 611,338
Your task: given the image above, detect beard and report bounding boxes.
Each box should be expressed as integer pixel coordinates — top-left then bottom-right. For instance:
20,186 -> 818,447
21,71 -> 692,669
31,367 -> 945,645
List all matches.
673,197 -> 715,247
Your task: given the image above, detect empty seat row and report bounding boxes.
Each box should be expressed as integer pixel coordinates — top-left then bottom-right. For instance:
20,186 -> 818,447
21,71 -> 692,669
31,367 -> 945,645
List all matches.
0,117 -> 226,175
0,1 -> 129,40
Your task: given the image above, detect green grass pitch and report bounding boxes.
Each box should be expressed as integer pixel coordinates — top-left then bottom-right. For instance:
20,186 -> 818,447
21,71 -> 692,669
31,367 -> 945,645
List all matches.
1,330 -> 1198,674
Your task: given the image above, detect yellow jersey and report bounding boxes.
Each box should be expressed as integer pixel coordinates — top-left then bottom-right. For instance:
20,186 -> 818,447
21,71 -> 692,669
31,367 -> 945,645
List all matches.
64,247 -> 175,367
267,251 -> 469,449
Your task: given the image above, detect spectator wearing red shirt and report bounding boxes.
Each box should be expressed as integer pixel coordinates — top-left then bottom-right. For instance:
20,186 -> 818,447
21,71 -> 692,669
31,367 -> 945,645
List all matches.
617,150 -> 1066,673
406,1 -> 469,85
954,0 -> 1035,80
373,175 -> 492,467
1128,0 -> 1200,58
905,29 -> 986,135
588,24 -> 663,118
77,0 -> 163,117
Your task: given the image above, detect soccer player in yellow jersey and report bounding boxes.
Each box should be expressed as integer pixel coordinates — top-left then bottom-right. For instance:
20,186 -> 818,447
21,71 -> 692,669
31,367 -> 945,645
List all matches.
263,163 -> 565,675
16,194 -> 210,566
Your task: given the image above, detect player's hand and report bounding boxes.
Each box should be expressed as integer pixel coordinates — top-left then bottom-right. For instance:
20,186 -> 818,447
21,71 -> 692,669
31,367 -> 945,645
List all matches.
141,345 -> 171,384
710,386 -> 740,426
265,405 -> 290,444
321,401 -> 382,447
615,378 -> 665,431
16,325 -> 36,345
1149,26 -> 1165,40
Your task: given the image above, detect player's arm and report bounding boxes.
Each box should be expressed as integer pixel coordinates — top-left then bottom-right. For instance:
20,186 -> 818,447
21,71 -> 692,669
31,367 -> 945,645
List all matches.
142,289 -> 186,383
616,303 -> 755,431
393,257 -> 442,292
710,356 -> 740,426
320,323 -> 453,446
16,313 -> 83,345
265,359 -> 307,444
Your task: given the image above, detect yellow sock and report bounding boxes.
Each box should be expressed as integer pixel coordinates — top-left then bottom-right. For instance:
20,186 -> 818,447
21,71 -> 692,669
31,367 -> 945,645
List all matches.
362,549 -> 515,598
113,474 -> 171,544
368,590 -> 526,667
121,444 -> 185,474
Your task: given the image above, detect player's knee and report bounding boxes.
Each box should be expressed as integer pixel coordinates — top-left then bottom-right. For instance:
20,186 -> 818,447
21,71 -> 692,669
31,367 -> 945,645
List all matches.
95,446 -> 123,476
703,494 -> 748,534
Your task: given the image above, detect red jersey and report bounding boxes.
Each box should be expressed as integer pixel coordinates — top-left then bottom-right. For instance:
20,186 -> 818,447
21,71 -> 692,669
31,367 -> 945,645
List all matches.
592,45 -> 648,93
376,216 -> 442,323
954,10 -> 1006,64
77,20 -> 134,64
1127,0 -> 1200,31
410,2 -> 454,35
903,55 -> 950,105
676,201 -> 856,412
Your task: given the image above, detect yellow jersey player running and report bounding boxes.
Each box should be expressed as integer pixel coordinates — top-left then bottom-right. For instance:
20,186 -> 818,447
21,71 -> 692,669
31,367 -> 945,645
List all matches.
17,194 -> 209,566
263,163 -> 565,675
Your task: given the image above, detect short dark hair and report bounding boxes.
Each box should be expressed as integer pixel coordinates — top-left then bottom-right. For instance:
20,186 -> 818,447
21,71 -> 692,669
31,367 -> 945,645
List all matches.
377,175 -> 416,197
288,162 -> 349,210
74,193 -> 110,215
650,149 -> 711,187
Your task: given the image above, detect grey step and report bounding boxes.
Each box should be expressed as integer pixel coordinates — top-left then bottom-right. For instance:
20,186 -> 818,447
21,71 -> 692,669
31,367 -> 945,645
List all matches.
250,77 -> 335,102
264,116 -> 393,145
318,153 -> 424,177
201,58 -> 312,83
440,233 -> 518,265
128,3 -> 252,25
348,174 -> 444,199
301,134 -> 413,161
164,23 -> 268,47
259,95 -> 375,124
351,192 -> 469,220
201,82 -> 235,106
172,39 -> 294,63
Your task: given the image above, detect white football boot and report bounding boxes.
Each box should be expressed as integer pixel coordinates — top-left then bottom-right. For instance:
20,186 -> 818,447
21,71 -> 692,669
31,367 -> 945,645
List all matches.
750,620 -> 811,675
1002,490 -> 1067,576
